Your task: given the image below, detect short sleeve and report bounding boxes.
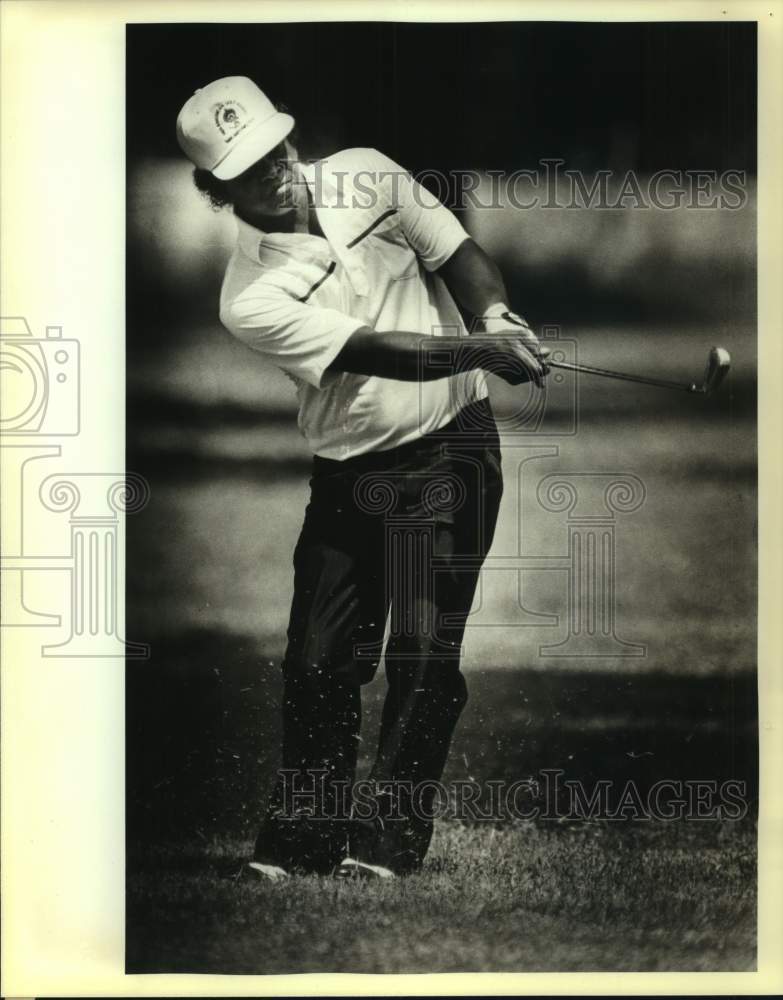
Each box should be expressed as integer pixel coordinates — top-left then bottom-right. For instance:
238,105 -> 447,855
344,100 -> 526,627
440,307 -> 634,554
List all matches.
366,149 -> 470,271
220,283 -> 364,390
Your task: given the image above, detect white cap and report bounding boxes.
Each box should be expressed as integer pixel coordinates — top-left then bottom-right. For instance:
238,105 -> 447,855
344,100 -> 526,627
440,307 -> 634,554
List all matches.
176,76 -> 295,180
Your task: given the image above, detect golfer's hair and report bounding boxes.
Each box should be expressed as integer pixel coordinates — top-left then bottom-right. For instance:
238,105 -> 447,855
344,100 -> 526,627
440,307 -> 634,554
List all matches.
192,168 -> 232,210
191,102 -> 297,212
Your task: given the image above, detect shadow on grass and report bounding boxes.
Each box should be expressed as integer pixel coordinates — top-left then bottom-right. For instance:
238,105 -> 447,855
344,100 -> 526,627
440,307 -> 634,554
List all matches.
126,819 -> 757,975
126,627 -> 757,975
127,626 -> 758,850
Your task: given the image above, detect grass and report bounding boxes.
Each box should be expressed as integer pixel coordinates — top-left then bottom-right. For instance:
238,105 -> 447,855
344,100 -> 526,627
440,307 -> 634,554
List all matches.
126,647 -> 757,974
127,819 -> 756,974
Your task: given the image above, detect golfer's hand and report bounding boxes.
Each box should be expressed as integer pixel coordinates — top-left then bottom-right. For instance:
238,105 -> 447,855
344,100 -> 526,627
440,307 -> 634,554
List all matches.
488,334 -> 549,388
481,313 -> 550,386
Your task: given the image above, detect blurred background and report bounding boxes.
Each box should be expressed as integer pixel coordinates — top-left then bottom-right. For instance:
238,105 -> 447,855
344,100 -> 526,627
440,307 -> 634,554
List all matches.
126,22 -> 757,846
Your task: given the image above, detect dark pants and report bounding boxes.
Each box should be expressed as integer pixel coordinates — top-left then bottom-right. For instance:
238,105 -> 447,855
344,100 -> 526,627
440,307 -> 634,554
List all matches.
255,398 -> 503,873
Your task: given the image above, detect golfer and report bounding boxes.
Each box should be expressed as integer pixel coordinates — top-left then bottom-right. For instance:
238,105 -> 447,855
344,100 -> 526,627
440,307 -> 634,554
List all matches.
176,76 -> 549,879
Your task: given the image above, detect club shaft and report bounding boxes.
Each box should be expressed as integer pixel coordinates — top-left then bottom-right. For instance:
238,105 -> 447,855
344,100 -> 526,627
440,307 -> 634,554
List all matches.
546,358 -> 696,393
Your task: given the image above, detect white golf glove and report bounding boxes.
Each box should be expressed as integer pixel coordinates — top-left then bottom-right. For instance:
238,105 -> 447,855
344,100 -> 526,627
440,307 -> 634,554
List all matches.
480,304 -> 550,361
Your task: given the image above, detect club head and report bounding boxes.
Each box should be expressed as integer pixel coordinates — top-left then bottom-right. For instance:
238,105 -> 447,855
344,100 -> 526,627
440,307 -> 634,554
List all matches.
698,346 -> 731,395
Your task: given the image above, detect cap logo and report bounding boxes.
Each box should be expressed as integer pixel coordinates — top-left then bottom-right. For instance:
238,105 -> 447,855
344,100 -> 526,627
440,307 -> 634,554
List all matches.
213,101 -> 254,143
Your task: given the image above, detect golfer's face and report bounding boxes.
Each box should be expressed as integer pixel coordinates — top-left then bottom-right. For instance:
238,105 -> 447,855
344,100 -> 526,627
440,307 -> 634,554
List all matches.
227,140 -> 297,216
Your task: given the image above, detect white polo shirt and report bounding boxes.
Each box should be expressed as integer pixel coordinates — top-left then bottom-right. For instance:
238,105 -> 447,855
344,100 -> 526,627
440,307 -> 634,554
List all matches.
219,147 -> 487,460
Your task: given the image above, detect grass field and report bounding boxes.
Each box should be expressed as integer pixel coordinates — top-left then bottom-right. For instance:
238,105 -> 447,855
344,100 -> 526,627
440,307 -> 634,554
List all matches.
127,821 -> 756,974
126,323 -> 757,974
127,645 -> 757,974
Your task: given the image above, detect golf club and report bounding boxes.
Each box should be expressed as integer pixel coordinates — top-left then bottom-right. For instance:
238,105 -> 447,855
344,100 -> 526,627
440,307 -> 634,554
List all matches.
543,346 -> 731,395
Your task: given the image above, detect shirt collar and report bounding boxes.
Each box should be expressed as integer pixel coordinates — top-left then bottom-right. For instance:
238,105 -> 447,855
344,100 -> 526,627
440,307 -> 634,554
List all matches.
233,158 -> 323,261
232,161 -> 369,297
235,215 -> 265,261
234,213 -> 327,263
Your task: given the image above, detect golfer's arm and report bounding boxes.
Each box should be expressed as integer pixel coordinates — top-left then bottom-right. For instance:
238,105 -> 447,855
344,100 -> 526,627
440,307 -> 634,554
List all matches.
328,328 -> 497,381
436,237 -> 513,324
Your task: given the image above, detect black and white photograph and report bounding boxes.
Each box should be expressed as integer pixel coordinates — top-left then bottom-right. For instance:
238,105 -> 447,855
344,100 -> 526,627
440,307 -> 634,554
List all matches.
122,18 -> 762,976
6,1 -> 783,993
